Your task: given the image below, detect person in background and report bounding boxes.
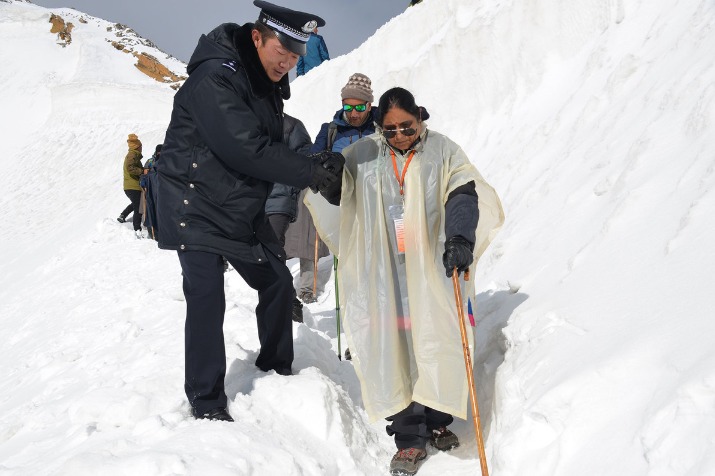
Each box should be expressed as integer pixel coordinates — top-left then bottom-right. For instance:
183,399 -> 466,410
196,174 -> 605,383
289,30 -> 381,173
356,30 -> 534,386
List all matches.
121,133 -> 144,238
283,187 -> 329,306
307,87 -> 504,476
155,0 -> 342,423
140,144 -> 161,240
265,114 -> 314,323
305,72 -> 378,356
311,72 -> 377,155
296,26 -> 329,76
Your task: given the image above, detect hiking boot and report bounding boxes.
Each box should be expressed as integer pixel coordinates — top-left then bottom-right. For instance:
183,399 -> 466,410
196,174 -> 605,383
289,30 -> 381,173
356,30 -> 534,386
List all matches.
389,448 -> 427,476
257,365 -> 292,375
299,290 -> 317,303
344,347 -> 352,360
292,297 -> 304,323
117,213 -> 126,223
192,407 -> 234,422
430,427 -> 459,451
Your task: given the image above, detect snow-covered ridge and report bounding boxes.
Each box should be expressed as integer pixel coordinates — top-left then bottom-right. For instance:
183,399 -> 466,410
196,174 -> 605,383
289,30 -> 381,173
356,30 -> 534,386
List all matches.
0,0 -> 180,279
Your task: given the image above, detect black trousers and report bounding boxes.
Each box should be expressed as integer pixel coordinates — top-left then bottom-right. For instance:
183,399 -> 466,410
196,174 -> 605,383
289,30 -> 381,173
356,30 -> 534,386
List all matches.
386,402 -> 454,449
124,189 -> 142,231
267,213 -> 292,248
119,203 -> 133,219
178,249 -> 294,414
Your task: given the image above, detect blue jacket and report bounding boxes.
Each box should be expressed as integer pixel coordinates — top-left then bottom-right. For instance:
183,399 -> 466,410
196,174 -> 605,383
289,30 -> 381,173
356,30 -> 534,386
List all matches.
310,108 -> 377,154
296,33 -> 329,76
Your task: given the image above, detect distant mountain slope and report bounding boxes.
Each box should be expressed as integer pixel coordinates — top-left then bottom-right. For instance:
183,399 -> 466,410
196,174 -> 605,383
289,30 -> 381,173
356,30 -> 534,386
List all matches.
0,0 -> 182,290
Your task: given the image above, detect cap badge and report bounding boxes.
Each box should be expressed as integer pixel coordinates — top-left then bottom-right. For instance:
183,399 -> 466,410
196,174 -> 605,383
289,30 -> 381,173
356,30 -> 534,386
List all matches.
302,20 -> 317,33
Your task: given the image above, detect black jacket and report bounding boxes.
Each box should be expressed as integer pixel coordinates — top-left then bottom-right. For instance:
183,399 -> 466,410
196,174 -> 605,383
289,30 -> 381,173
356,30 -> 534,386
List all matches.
265,115 -> 313,220
156,23 -> 316,262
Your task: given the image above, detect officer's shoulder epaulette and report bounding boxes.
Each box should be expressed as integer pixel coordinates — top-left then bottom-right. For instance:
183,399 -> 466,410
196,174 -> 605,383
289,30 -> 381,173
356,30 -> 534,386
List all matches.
221,60 -> 238,73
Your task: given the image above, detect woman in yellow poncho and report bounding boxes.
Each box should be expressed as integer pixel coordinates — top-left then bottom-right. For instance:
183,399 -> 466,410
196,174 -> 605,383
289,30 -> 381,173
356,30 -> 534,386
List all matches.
307,87 -> 504,476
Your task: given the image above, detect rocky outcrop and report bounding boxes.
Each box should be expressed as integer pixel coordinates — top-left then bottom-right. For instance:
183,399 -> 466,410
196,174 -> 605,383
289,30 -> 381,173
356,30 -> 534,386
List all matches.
108,22 -> 186,87
49,13 -> 73,47
133,51 -> 185,85
44,12 -> 186,88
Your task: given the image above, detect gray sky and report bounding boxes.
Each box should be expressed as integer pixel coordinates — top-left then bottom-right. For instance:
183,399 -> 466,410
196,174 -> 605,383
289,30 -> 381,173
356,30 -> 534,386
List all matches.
32,0 -> 410,65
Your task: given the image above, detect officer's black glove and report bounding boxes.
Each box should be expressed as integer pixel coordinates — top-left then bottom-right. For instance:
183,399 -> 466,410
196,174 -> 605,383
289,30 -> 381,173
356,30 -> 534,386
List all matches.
307,151 -> 345,193
309,150 -> 345,173
320,152 -> 345,176
320,178 -> 342,206
442,235 -> 474,278
309,165 -> 338,194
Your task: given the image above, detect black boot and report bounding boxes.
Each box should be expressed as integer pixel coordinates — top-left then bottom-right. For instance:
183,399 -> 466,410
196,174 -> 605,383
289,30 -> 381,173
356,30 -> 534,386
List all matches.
117,213 -> 126,223
192,407 -> 234,422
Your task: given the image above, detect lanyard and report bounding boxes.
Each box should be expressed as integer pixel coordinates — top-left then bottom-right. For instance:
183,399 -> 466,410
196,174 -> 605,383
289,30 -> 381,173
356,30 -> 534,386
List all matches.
390,149 -> 416,196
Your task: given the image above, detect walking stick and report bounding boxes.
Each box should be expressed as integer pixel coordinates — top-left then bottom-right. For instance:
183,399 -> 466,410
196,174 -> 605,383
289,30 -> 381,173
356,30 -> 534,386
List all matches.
313,232 -> 319,297
452,267 -> 489,476
334,256 -> 341,360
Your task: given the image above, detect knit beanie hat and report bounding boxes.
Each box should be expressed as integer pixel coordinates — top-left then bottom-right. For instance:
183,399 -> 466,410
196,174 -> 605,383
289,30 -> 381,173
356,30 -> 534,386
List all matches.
340,73 -> 374,103
127,133 -> 142,150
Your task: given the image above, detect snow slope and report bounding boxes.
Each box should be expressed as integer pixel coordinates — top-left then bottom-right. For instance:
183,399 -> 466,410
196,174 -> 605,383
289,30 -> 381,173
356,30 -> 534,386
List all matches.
1,0 -> 714,475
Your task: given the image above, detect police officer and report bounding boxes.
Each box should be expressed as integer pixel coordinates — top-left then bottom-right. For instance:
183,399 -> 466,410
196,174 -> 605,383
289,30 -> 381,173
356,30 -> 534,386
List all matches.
156,1 -> 343,422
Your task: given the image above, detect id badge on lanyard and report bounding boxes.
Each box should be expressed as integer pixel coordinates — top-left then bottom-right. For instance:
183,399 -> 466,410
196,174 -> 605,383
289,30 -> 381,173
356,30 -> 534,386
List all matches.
388,148 -> 416,260
388,204 -> 406,256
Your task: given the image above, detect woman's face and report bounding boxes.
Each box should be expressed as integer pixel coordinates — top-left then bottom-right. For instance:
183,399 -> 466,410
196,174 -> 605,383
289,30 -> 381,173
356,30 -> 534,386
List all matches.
381,107 -> 421,150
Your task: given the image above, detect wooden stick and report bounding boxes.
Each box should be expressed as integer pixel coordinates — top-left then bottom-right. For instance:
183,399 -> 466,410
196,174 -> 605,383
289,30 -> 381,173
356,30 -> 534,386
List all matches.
452,267 -> 489,476
313,231 -> 319,296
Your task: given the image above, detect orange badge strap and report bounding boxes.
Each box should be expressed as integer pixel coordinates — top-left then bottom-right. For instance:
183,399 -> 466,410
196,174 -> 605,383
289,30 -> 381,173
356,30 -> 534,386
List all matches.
390,149 -> 416,196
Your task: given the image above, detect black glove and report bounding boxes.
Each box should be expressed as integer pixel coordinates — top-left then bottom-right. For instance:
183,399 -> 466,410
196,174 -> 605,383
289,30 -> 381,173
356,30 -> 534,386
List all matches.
309,151 -> 345,174
320,177 -> 342,206
307,151 -> 345,193
309,164 -> 338,194
442,236 -> 474,277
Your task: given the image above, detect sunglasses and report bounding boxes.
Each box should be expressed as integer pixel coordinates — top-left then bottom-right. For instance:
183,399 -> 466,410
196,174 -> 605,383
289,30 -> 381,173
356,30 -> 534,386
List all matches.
342,103 -> 368,112
382,126 -> 418,139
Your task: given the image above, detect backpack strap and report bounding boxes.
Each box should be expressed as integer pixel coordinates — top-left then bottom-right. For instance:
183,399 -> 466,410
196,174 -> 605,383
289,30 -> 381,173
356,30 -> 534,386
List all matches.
327,122 -> 338,151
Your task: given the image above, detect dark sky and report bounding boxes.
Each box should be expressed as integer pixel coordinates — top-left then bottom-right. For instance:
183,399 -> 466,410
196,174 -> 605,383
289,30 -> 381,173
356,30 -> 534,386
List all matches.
32,0 -> 410,63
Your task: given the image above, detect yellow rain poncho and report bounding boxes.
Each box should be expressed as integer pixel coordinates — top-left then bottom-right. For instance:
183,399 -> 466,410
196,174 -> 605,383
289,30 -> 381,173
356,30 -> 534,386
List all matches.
307,129 -> 504,421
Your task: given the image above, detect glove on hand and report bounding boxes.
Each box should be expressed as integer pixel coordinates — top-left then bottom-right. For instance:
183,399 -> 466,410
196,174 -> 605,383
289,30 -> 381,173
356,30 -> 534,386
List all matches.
307,151 -> 345,193
309,151 -> 345,175
309,165 -> 338,194
442,235 -> 474,278
320,178 -> 342,206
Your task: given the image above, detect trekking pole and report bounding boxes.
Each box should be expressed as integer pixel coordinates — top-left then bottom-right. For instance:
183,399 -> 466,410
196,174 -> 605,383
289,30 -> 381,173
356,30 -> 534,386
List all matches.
334,256 -> 341,360
452,267 -> 489,476
313,232 -> 320,297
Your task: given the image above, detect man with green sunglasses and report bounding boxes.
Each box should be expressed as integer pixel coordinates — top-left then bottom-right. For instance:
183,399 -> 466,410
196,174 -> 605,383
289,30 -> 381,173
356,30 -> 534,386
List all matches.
310,72 -> 377,155
290,73 -> 377,306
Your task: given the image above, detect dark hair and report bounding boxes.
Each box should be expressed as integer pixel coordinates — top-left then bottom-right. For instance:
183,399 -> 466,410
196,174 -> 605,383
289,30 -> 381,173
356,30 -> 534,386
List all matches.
154,144 -> 162,155
376,87 -> 430,126
253,20 -> 277,43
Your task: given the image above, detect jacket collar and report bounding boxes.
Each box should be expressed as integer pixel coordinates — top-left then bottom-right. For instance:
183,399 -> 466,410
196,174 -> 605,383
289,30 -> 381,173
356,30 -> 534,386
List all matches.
234,23 -> 291,100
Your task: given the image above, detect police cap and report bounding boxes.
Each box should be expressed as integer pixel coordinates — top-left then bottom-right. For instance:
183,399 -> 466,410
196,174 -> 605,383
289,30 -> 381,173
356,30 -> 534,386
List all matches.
254,0 -> 326,56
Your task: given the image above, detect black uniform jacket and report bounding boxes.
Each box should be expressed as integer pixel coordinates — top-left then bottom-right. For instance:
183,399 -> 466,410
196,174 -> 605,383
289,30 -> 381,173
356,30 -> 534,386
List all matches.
156,23 -> 315,262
